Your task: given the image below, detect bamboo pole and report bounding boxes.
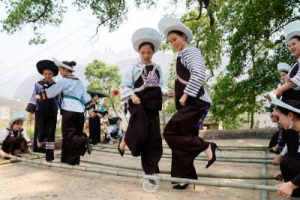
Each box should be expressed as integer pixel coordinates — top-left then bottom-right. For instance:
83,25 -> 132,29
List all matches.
261,151 -> 268,200
7,155 -> 278,192
92,145 -> 274,160
81,158 -> 275,180
92,147 -> 273,164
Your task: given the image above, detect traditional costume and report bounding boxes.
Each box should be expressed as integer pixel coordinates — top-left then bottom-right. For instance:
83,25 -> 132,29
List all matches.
26,60 -> 60,162
269,21 -> 300,197
0,112 -> 31,156
40,58 -> 92,165
105,117 -> 124,144
87,91 -> 108,144
120,28 -> 170,174
158,17 -> 213,182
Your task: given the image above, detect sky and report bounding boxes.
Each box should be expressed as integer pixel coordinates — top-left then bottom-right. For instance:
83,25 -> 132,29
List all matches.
0,1 -> 184,99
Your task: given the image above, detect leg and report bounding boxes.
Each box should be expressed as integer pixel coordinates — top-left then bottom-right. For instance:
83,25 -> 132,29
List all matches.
45,115 -> 57,162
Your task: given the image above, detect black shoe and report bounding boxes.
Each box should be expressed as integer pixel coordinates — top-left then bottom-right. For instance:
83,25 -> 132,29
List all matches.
173,183 -> 189,190
86,139 -> 92,155
118,138 -> 125,157
206,142 -> 221,169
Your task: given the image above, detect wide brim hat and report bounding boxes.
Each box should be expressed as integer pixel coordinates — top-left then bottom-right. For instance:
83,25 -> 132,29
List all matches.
277,62 -> 291,73
269,92 -> 300,114
52,57 -> 75,72
131,28 -> 162,53
158,17 -> 193,42
36,60 -> 58,76
9,111 -> 27,126
108,117 -> 122,125
87,91 -> 108,98
284,20 -> 300,42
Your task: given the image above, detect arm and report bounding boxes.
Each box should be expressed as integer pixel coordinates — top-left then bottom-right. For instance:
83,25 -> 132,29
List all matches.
158,66 -> 174,97
21,130 -> 31,148
120,65 -> 135,102
106,126 -> 114,139
183,48 -> 206,98
273,82 -> 296,96
44,79 -> 67,99
26,83 -> 39,113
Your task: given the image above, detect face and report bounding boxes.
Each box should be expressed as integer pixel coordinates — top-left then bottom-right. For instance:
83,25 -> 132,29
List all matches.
59,67 -> 68,77
43,69 -> 54,82
116,119 -> 122,126
270,111 -> 279,123
93,95 -> 99,101
139,45 -> 154,63
279,71 -> 287,82
288,38 -> 300,57
12,121 -> 23,131
275,110 -> 293,130
167,32 -> 188,51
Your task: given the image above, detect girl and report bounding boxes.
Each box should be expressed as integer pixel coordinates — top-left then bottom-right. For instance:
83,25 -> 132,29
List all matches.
158,17 -> 219,189
26,59 -> 60,162
0,111 -> 31,158
35,58 -> 92,165
87,91 -> 108,145
269,93 -> 300,198
119,28 -> 174,175
105,117 -> 124,144
277,62 -> 291,84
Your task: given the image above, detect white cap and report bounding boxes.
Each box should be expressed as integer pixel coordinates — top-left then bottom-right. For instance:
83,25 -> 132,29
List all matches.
131,28 -> 161,53
9,111 -> 27,126
284,20 -> 300,42
277,62 -> 291,73
52,57 -> 75,72
158,17 -> 193,42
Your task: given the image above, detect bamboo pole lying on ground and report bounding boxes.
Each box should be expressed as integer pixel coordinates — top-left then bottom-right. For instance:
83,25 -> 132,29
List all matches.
92,147 -> 273,164
80,158 -> 276,180
0,153 -> 45,165
6,155 -> 278,192
93,145 -> 274,160
261,151 -> 268,200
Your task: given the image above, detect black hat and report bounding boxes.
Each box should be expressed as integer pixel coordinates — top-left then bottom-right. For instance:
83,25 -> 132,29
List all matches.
87,91 -> 108,98
36,60 -> 59,76
108,117 -> 122,125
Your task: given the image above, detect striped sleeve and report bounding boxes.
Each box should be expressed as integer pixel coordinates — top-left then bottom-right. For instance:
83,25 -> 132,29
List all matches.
181,47 -> 206,98
289,60 -> 300,88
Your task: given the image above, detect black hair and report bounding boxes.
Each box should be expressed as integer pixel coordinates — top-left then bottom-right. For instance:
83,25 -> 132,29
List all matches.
167,30 -> 187,41
62,61 -> 76,72
280,70 -> 289,74
11,119 -> 23,128
290,35 -> 300,41
275,99 -> 300,118
139,42 -> 154,52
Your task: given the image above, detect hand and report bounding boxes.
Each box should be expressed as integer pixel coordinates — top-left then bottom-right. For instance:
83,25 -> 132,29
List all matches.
96,113 -> 103,118
166,90 -> 175,98
88,110 -> 96,118
0,149 -> 6,158
35,95 -> 41,100
272,154 -> 283,165
277,182 -> 296,198
179,93 -> 188,106
131,94 -> 141,105
272,89 -> 282,97
272,144 -> 279,152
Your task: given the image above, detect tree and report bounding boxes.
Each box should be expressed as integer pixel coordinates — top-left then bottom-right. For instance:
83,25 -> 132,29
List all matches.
209,0 -> 300,129
0,0 -> 213,44
84,59 -> 121,116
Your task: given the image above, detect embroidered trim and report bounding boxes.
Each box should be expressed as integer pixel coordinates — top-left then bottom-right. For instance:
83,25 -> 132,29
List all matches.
176,75 -> 188,85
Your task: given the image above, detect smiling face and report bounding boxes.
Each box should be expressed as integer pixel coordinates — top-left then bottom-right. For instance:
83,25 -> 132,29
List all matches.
139,44 -> 154,63
167,32 -> 188,51
275,109 -> 294,130
279,71 -> 288,82
288,37 -> 300,57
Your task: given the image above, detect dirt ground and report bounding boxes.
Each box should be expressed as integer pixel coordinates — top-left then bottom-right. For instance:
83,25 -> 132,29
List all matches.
0,139 -> 289,200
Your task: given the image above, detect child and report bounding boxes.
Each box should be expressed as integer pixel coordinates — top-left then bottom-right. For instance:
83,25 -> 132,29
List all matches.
26,59 -> 60,162
87,91 -> 108,145
119,27 -> 174,175
105,117 -> 124,144
0,111 -> 31,158
35,58 -> 92,165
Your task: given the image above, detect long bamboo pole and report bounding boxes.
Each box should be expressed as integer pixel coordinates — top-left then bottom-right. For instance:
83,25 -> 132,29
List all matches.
92,145 -> 274,160
92,147 -> 273,164
261,151 -> 268,200
80,158 -> 275,180
6,155 -> 278,192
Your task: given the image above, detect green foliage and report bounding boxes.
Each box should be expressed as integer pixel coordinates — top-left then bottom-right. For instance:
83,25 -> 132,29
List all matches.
84,60 -> 121,116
